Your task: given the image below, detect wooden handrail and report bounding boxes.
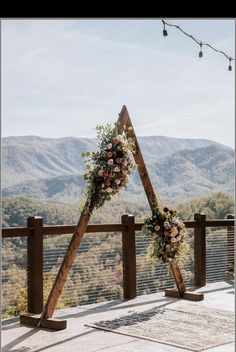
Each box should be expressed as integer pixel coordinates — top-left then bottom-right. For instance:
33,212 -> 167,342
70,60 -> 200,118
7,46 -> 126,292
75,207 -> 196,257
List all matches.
2,227 -> 31,237
43,224 -> 127,235
2,219 -> 234,238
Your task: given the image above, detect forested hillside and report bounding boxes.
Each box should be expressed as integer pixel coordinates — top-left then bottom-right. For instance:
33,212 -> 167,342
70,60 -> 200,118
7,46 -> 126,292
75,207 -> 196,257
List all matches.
2,191 -> 234,228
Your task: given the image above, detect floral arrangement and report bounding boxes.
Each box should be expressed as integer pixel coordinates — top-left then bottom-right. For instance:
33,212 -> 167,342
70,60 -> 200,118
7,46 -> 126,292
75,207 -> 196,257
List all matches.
82,124 -> 135,212
142,206 -> 189,266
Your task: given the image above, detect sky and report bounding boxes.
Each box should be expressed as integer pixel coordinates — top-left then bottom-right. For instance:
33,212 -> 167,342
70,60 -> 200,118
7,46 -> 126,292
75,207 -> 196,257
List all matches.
1,19 -> 235,147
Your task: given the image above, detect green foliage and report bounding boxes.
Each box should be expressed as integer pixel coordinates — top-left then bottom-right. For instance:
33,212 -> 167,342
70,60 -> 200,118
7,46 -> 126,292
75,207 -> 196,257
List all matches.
176,191 -> 234,220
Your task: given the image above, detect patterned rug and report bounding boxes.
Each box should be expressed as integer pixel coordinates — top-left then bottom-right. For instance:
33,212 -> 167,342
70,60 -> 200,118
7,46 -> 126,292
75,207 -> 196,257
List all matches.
87,303 -> 234,351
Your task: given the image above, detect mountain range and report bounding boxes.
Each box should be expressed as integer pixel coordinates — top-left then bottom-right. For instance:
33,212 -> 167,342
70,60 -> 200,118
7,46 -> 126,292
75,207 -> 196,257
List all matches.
2,135 -> 234,205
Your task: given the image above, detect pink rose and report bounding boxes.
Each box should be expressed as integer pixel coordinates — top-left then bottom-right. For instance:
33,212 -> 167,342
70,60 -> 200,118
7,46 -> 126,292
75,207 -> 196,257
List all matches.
171,227 -> 178,237
164,221 -> 170,228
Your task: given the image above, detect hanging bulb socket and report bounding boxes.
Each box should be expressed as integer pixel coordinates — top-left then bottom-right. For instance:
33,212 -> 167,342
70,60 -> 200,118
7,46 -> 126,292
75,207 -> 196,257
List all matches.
162,20 -> 168,37
163,29 -> 168,37
199,43 -> 203,58
228,58 -> 232,71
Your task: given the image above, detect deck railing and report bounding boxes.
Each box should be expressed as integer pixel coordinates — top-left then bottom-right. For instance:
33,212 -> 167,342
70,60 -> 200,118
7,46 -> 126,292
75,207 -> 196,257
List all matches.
2,213 -> 234,315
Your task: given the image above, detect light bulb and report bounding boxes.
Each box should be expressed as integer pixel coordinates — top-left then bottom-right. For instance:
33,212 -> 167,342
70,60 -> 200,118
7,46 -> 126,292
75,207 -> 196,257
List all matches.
198,43 -> 203,58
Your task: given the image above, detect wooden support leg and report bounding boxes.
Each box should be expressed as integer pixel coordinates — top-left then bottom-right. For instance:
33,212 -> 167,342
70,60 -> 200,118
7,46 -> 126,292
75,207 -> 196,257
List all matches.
42,207 -> 93,320
165,263 -> 204,301
20,200 -> 94,329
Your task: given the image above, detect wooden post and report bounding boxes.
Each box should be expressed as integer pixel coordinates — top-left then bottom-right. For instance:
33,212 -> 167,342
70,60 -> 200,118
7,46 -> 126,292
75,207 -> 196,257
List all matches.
227,214 -> 234,271
194,213 -> 206,287
26,216 -> 43,313
122,214 -> 137,299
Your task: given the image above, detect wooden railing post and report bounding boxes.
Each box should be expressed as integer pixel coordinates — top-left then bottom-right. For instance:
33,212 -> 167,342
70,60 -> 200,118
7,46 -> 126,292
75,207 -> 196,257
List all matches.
27,216 -> 43,313
227,214 -> 234,271
194,213 -> 206,287
122,214 -> 137,299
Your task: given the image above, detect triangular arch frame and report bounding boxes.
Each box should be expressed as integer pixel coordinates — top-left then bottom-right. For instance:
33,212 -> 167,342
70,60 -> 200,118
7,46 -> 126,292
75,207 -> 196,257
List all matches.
21,105 -> 204,329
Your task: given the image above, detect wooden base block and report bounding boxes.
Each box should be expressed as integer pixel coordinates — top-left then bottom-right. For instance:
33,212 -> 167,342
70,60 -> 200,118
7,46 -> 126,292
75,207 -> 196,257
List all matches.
165,289 -> 204,301
20,313 -> 67,330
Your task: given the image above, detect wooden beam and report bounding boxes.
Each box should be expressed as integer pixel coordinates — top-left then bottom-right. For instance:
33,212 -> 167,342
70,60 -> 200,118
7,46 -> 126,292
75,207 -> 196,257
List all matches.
20,314 -> 67,330
117,106 -> 158,210
170,263 -> 186,297
118,106 -> 187,297
165,289 -> 204,301
42,203 -> 93,319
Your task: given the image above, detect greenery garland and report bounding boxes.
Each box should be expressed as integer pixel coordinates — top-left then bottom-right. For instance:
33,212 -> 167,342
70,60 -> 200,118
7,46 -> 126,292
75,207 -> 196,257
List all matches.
142,206 -> 189,266
82,124 -> 135,213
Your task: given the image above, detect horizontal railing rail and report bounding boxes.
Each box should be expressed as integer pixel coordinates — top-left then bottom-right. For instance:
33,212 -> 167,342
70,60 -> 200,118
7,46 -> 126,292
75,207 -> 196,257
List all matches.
2,219 -> 234,237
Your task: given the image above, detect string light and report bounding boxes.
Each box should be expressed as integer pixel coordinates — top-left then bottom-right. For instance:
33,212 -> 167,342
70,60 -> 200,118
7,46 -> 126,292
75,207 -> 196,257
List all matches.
162,20 -> 234,71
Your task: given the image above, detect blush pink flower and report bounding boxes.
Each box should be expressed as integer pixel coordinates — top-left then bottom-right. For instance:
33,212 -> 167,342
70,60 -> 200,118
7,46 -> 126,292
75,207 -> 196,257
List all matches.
155,225 -> 161,232
171,227 -> 178,237
112,137 -> 120,144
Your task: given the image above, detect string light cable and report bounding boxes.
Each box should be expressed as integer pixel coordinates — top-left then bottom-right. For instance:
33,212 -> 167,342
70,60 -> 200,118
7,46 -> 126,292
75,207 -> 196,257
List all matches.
162,20 -> 234,71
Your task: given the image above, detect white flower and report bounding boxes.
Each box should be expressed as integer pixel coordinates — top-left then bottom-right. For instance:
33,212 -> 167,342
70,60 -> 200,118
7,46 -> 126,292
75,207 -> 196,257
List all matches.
171,237 -> 176,243
105,187 -> 113,193
115,179 -> 121,185
114,166 -> 120,172
101,183 -> 105,188
123,160 -> 128,167
117,135 -> 124,143
107,159 -> 113,165
116,158 -> 123,164
97,169 -> 104,177
107,143 -> 112,150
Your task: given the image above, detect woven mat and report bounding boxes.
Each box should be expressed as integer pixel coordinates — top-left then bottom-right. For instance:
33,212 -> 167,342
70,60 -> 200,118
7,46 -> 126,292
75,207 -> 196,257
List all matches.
87,303 -> 234,351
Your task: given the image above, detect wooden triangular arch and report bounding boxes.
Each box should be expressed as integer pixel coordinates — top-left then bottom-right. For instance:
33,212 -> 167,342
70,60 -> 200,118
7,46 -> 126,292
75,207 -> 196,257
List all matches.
21,106 -> 203,329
